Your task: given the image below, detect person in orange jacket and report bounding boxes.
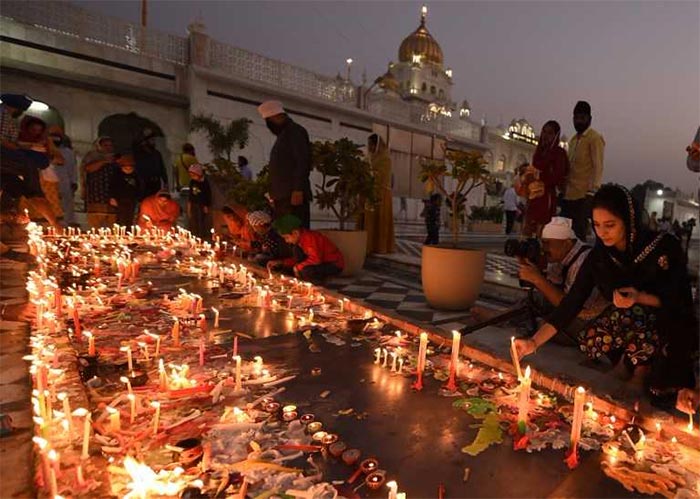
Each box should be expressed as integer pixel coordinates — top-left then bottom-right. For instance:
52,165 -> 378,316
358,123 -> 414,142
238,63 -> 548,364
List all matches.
137,189 -> 180,231
267,214 -> 344,283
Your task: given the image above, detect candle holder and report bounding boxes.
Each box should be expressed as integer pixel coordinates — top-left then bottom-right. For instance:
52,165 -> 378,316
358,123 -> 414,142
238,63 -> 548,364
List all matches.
328,440 -> 347,458
306,421 -> 323,435
311,431 -> 328,443
173,438 -> 203,468
263,402 -> 281,415
342,448 -> 361,466
360,458 -> 379,474
365,471 -> 386,490
321,433 -> 338,446
299,414 -> 315,425
128,370 -> 149,387
282,411 -> 298,422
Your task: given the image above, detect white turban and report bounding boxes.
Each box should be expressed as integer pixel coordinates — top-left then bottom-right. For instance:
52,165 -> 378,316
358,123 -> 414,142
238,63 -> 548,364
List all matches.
542,217 -> 576,240
257,100 -> 285,119
247,211 -> 272,227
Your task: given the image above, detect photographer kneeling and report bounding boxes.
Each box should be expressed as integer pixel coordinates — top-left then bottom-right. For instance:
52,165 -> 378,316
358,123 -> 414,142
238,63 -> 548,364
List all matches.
517,217 -> 605,345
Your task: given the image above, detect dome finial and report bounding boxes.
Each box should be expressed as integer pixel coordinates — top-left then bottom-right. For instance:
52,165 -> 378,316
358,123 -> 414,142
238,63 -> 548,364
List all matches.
421,5 -> 428,25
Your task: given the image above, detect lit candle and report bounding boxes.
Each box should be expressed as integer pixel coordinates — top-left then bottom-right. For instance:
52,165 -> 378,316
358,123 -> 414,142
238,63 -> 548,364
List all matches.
158,359 -> 167,391
390,351 -> 398,372
47,449 -> 59,498
374,348 -> 381,364
212,307 -> 219,328
570,387 -> 586,451
287,295 -> 293,309
233,335 -> 238,358
72,307 -> 82,340
116,272 -> 123,291
151,401 -> 160,435
446,330 -> 461,391
199,336 -> 205,367
382,348 -> 389,368
233,355 -> 242,392
120,376 -> 133,395
120,345 -> 133,372
76,464 -> 85,486
387,480 -> 398,499
80,410 -> 91,460
688,412 -> 694,433
510,336 -> 522,380
172,319 -> 180,346
127,393 -> 136,424
106,406 -> 121,432
517,366 -> 532,432
139,341 -> 149,362
413,332 -> 428,390
57,392 -> 72,433
398,357 -> 404,374
85,331 -> 95,356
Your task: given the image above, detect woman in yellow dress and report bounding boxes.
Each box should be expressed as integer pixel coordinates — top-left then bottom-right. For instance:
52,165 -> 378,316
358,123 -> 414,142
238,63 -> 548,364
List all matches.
362,134 -> 395,254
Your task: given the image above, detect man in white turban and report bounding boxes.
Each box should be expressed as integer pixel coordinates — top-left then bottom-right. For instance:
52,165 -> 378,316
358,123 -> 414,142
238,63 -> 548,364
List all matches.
518,217 -> 606,344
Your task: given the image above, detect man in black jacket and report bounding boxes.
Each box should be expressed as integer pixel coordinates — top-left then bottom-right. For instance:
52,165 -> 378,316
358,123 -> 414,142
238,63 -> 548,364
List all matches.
257,101 -> 311,228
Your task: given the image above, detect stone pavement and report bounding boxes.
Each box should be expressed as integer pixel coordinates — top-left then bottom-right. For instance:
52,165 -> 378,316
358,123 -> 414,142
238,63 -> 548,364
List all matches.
0,225 -> 35,498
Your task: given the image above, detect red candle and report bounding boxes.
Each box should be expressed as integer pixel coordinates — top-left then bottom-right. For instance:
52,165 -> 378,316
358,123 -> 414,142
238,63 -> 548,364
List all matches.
73,308 -> 82,341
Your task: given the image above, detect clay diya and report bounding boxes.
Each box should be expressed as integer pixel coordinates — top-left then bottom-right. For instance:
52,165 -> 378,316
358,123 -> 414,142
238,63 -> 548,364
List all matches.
365,470 -> 387,490
300,414 -> 315,425
341,448 -> 361,466
328,440 -> 347,458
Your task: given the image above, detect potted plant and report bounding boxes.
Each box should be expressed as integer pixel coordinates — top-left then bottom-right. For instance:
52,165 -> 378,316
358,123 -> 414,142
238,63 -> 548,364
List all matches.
419,150 -> 490,310
312,138 -> 375,276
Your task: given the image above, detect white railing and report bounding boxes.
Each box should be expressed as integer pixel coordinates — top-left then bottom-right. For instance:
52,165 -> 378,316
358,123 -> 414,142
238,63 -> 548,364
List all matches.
1,0 -> 187,64
210,39 -> 356,105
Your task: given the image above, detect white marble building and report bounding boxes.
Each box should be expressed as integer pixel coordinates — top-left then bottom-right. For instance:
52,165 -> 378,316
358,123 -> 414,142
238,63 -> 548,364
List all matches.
0,1 -> 537,223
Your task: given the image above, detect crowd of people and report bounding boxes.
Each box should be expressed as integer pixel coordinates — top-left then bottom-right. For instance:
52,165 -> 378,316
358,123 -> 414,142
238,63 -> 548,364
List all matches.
1,91 -> 698,416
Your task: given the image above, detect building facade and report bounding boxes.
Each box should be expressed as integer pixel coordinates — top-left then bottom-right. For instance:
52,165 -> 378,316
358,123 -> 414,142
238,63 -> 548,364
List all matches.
0,1 -> 537,223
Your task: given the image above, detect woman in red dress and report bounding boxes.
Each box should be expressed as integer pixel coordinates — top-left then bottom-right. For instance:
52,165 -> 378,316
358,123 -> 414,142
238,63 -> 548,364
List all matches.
521,121 -> 569,237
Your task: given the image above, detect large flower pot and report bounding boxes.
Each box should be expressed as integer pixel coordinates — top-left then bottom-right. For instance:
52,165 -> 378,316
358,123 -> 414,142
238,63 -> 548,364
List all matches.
319,229 -> 368,277
421,245 -> 486,310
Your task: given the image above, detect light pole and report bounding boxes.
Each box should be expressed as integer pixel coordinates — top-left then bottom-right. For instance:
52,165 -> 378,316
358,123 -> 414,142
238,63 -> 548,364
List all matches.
346,58 -> 353,81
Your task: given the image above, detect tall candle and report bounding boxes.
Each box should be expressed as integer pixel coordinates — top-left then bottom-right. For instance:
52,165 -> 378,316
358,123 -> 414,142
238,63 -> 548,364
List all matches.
413,332 -> 428,391
81,411 -> 91,460
72,308 -> 82,340
212,307 -> 220,329
122,346 -> 133,372
127,393 -> 136,424
120,376 -> 133,395
233,335 -> 238,358
151,401 -> 160,435
517,366 -> 532,431
57,392 -> 72,433
374,348 -> 381,364
398,357 -> 404,374
199,336 -> 205,367
570,387 -> 586,450
48,449 -> 59,498
387,480 -> 398,499
172,320 -> 180,346
158,359 -> 167,391
390,352 -> 398,372
446,330 -> 461,391
76,464 -> 85,487
510,336 -> 522,380
233,355 -> 242,392
382,348 -> 389,368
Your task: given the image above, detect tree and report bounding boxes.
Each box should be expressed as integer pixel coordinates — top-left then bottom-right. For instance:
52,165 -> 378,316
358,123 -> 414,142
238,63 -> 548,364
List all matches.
312,138 -> 376,231
419,149 -> 490,247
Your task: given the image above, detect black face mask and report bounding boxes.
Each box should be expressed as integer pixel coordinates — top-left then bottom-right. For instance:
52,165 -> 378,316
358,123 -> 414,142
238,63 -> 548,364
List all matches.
573,115 -> 591,134
266,119 -> 284,136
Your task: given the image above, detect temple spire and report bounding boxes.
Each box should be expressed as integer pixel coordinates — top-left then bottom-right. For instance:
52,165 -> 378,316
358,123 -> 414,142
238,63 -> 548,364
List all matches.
420,5 -> 428,25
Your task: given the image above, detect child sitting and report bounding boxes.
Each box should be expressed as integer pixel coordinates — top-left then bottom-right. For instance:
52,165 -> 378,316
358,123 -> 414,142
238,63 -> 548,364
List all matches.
246,210 -> 289,265
267,214 -> 344,283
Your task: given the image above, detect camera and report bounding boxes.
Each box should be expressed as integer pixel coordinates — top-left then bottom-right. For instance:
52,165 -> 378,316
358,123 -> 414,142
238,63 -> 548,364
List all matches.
504,238 -> 541,262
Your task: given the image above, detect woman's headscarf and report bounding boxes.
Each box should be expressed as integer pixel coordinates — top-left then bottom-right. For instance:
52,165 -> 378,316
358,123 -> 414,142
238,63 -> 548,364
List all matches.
533,120 -> 561,159
591,183 -> 652,264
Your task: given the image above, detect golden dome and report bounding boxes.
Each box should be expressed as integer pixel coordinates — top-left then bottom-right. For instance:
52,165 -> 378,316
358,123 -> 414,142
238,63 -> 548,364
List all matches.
398,6 -> 444,66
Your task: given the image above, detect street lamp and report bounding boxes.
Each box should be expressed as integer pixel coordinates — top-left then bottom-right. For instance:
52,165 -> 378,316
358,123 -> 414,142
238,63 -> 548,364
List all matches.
345,58 -> 353,81
657,189 -> 663,196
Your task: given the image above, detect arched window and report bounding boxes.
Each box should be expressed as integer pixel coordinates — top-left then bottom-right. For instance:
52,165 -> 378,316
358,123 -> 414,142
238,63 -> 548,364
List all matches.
430,85 -> 436,95
421,82 -> 427,92
438,89 -> 444,99
495,155 -> 506,172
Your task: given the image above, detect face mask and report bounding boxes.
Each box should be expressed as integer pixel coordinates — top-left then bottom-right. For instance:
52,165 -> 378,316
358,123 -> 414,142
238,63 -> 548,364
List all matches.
51,137 -> 62,146
573,116 -> 591,134
266,119 -> 283,135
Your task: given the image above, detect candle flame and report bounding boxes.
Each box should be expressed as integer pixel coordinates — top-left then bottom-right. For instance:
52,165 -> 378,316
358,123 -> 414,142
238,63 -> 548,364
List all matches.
524,365 -> 531,378
122,456 -> 187,499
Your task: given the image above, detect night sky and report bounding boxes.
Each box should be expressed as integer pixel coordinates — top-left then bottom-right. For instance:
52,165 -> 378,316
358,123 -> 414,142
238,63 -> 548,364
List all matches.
76,0 -> 700,192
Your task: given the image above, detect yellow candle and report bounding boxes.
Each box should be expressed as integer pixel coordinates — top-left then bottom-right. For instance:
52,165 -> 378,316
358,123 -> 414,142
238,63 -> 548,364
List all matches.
80,410 -> 91,460
120,376 -> 133,395
151,401 -> 160,435
106,406 -> 121,432
517,366 -> 532,428
85,331 -> 95,356
417,332 -> 428,374
212,307 -> 219,329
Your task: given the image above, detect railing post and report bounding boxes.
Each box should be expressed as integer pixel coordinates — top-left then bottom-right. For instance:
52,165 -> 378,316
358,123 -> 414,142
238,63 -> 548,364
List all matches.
187,18 -> 210,67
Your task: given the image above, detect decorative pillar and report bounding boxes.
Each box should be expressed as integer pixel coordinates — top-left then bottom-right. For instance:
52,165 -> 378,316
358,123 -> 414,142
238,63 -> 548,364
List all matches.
187,18 -> 210,68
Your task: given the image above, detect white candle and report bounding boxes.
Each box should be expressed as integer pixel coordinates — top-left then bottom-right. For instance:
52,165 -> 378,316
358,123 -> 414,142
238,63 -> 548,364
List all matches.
120,376 -> 133,395
387,480 -> 398,499
287,295 -> 293,309
398,357 -> 404,374
517,366 -> 532,429
450,329 -> 461,379
212,307 -> 219,329
81,410 -> 91,460
374,348 -> 381,365
158,359 -> 167,391
172,319 -> 180,346
127,393 -> 136,424
57,392 -> 72,433
382,348 -> 389,368
417,332 -> 428,374
47,449 -> 59,498
120,345 -> 133,372
510,336 -> 523,380
570,387 -> 586,450
339,299 -> 345,313
391,352 -> 398,372
233,355 -> 242,392
151,401 -> 160,435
